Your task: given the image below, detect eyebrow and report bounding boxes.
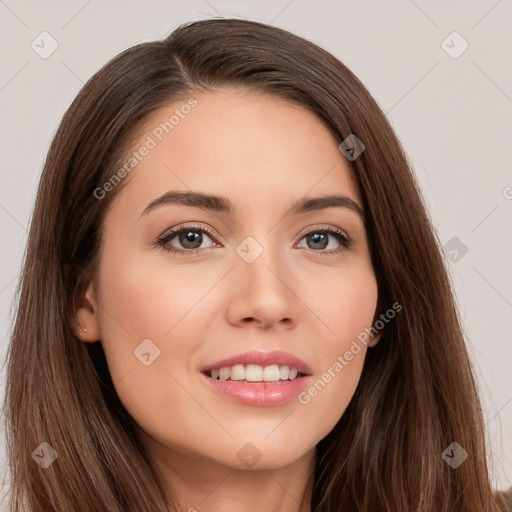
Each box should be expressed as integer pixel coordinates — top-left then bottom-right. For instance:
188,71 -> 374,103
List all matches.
141,191 -> 364,219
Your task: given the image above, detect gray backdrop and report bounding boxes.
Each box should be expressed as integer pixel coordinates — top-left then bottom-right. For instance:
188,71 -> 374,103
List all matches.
1,0 -> 511,504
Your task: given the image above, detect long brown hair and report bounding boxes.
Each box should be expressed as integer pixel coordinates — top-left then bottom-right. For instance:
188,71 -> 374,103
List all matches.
2,17 -> 510,512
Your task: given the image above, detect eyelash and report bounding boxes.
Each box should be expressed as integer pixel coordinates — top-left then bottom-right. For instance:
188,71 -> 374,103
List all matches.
153,223 -> 354,257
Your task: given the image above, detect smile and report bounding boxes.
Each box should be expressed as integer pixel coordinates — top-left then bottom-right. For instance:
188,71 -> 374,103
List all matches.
204,364 -> 304,382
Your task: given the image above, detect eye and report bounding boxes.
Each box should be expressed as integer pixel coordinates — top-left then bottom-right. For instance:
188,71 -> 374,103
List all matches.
154,224 -> 219,256
154,223 -> 353,257
296,225 -> 353,255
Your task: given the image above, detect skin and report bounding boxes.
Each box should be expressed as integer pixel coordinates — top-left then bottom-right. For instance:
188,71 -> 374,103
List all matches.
75,87 -> 381,512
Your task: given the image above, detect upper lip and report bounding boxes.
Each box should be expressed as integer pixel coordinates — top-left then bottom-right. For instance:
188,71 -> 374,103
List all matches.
201,350 -> 312,375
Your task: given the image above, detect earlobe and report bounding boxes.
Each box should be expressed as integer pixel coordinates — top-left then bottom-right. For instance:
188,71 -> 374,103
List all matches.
367,331 -> 382,348
74,281 -> 101,342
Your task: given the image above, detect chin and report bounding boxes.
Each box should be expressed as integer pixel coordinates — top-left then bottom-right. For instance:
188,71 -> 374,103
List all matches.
216,436 -> 315,471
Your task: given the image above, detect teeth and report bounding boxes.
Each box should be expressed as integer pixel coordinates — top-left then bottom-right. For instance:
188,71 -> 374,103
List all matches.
209,364 -> 303,382
246,364 -> 262,382
279,365 -> 290,380
230,364 -> 245,381
262,364 -> 280,382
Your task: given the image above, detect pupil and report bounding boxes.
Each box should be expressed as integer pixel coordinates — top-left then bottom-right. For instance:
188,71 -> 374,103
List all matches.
180,230 -> 202,249
310,232 -> 327,250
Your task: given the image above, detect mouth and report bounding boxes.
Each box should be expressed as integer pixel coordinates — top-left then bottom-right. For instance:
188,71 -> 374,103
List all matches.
199,350 -> 313,405
200,363 -> 313,406
202,364 -> 308,383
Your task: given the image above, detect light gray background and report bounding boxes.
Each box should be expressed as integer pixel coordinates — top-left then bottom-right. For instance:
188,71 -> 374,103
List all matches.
0,0 -> 511,504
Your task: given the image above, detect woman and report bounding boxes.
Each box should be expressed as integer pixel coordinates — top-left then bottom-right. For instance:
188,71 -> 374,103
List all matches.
2,17 -> 511,512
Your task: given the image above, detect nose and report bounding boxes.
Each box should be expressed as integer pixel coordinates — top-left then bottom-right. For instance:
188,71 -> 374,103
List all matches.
225,242 -> 298,330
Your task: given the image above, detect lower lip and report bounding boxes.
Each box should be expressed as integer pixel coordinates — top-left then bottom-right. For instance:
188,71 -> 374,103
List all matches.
200,372 -> 313,406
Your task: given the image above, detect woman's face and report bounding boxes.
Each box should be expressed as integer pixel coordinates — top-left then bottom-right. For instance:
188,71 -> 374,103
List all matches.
78,88 -> 380,471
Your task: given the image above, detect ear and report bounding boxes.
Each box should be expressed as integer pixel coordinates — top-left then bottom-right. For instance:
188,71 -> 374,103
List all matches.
366,330 -> 382,348
73,280 -> 101,343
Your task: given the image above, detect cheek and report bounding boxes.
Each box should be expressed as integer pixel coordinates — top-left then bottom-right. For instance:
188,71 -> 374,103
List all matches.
297,352 -> 366,443
296,263 -> 377,433
93,252 -> 218,445
96,249 -> 220,344
310,260 -> 378,347
93,247 -> 216,390
93,247 -> 230,403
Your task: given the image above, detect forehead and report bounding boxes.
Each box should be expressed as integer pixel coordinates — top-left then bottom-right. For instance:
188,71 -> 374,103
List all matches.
112,88 -> 362,215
